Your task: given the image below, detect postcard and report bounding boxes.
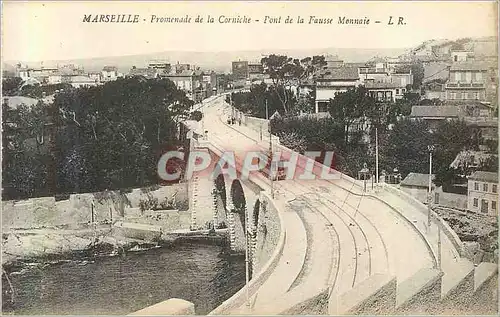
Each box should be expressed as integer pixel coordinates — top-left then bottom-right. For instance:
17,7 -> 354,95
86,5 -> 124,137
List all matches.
1,1 -> 498,315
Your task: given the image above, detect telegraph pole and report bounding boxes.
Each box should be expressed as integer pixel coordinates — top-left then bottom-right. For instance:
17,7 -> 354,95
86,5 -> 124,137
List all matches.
375,126 -> 379,189
427,145 -> 434,228
266,100 -> 274,199
245,207 -> 250,307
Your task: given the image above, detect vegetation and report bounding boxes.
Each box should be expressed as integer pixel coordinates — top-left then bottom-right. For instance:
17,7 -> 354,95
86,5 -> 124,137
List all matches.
2,77 -> 194,200
190,110 -> 203,121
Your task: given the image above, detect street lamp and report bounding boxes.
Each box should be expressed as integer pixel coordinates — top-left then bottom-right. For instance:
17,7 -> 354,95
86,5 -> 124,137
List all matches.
427,144 -> 435,228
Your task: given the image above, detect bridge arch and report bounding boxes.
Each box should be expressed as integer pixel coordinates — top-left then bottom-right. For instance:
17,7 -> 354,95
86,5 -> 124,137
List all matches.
213,174 -> 228,228
230,179 -> 247,230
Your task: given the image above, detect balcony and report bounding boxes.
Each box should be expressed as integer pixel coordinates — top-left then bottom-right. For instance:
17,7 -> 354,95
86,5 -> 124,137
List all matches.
359,68 -> 388,74
445,82 -> 485,89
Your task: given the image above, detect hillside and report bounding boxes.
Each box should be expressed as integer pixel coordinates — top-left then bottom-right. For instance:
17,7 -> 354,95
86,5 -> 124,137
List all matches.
400,36 -> 497,60
3,47 -> 406,74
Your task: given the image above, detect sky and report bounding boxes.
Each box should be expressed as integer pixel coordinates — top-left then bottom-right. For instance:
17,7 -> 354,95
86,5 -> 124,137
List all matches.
2,1 -> 498,62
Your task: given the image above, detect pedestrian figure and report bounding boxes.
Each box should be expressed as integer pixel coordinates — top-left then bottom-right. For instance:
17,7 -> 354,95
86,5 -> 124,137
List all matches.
238,118 -> 241,126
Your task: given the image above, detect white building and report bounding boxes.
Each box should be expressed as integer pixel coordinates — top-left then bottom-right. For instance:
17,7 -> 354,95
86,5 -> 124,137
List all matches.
314,67 -> 361,113
101,66 -> 118,82
70,75 -> 98,88
467,171 -> 498,216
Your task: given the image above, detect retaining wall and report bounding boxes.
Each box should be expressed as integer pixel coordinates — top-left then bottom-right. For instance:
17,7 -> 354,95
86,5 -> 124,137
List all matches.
2,184 -> 188,230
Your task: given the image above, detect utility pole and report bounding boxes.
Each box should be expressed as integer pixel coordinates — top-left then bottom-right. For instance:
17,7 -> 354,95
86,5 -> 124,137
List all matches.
266,99 -> 274,199
427,145 -> 434,228
244,208 -> 250,307
375,126 -> 379,190
438,225 -> 442,270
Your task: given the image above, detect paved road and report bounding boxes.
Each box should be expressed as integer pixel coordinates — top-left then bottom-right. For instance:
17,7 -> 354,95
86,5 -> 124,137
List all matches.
198,95 -> 458,314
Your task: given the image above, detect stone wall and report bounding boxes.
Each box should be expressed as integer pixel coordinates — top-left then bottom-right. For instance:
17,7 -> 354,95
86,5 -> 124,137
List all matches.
435,189 -> 468,210
2,184 -> 188,231
253,192 -> 281,273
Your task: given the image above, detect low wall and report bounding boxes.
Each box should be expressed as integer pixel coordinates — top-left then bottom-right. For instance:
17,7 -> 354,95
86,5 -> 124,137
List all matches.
2,184 -> 188,231
384,185 -> 465,257
435,190 -> 468,210
208,191 -> 285,315
468,262 -> 498,314
329,274 -> 397,315
396,268 -> 443,314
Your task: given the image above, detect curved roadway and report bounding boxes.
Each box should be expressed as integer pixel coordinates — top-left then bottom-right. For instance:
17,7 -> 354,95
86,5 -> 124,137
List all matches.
199,95 -> 460,315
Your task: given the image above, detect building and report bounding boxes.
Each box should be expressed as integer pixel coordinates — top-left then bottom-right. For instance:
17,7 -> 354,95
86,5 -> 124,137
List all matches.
450,50 -> 473,63
129,67 -> 159,79
101,66 -> 118,82
400,173 -> 435,203
174,62 -> 191,73
365,82 -> 401,102
314,67 -> 360,113
47,74 -> 62,85
69,75 -> 99,88
358,62 -> 412,101
445,62 -> 488,101
202,72 -> 218,97
232,61 -> 249,80
467,171 -> 498,215
325,55 -> 344,68
148,61 -> 171,71
88,72 -> 102,83
410,105 -> 460,130
15,64 -> 59,83
163,70 -> 204,102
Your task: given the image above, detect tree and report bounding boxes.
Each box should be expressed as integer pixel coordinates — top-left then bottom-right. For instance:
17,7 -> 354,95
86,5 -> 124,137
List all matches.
328,86 -> 377,146
190,110 -> 203,121
2,77 -> 194,200
2,77 -> 23,96
411,62 -> 425,90
384,118 -> 433,177
261,54 -> 304,113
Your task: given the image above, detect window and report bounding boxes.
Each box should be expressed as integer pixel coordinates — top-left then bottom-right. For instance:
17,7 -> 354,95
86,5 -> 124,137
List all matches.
434,192 -> 440,204
450,92 -> 456,100
466,72 -> 472,82
483,184 -> 488,192
473,198 -> 478,207
476,72 -> 482,82
492,201 -> 497,211
454,55 -> 458,62
396,88 -> 400,94
461,92 -> 467,100
474,92 -> 479,100
454,72 -> 461,82
474,182 -> 479,190
493,185 -> 497,193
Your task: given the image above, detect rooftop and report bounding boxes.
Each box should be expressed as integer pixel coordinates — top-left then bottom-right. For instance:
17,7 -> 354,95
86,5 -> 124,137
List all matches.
401,173 -> 435,188
316,67 -> 359,81
410,106 -> 460,118
103,66 -> 118,72
468,171 -> 498,183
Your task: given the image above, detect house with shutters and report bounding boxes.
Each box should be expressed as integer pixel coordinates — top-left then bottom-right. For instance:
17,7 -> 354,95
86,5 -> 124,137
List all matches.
467,171 -> 498,215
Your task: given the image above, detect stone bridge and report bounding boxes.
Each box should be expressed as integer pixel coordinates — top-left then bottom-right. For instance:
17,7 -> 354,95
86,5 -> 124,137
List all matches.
173,94 -> 497,315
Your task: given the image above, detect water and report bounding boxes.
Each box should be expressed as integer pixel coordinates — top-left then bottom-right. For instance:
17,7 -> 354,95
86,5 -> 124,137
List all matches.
2,243 -> 245,315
